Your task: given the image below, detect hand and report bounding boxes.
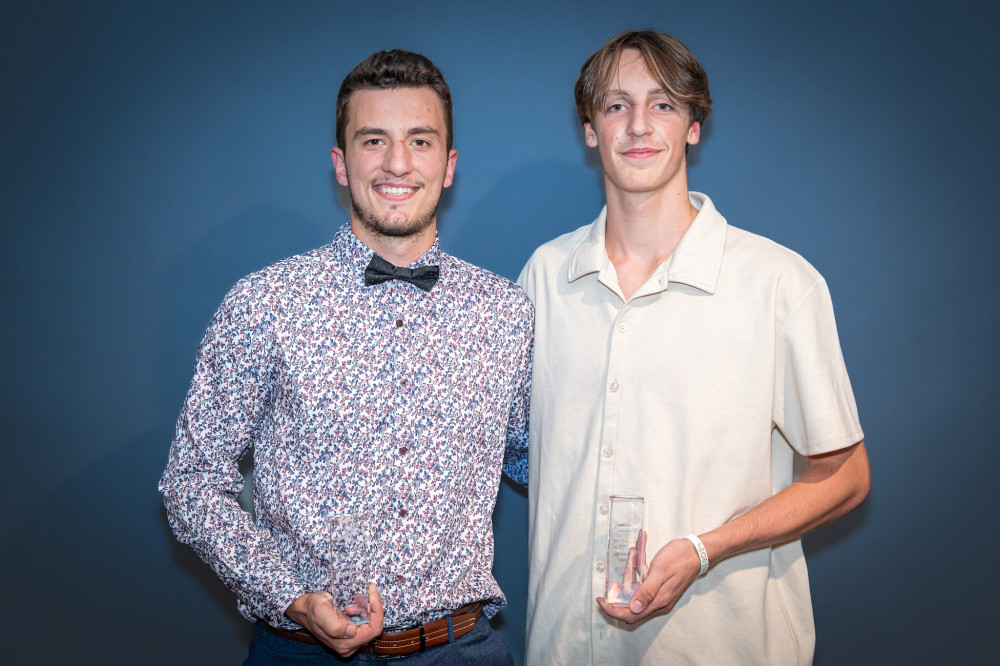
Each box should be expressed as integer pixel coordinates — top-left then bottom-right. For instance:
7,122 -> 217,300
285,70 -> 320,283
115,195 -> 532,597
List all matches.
285,584 -> 384,657
607,529 -> 648,605
622,529 -> 649,600
597,538 -> 701,624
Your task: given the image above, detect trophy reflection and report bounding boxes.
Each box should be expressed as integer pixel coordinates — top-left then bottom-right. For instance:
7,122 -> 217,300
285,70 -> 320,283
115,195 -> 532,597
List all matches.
606,495 -> 647,606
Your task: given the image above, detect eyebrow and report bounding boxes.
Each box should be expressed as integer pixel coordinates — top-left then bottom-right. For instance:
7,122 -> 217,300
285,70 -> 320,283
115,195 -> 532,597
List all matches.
605,87 -> 671,99
353,126 -> 441,140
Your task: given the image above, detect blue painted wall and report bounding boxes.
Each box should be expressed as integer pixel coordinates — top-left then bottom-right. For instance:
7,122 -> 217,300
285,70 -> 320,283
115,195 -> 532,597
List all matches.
2,1 -> 998,663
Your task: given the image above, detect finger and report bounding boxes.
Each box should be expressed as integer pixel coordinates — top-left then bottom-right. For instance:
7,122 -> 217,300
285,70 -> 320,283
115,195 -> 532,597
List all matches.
638,530 -> 649,576
628,578 -> 661,615
597,597 -> 639,624
369,583 -> 384,614
607,580 -> 621,603
368,583 -> 385,634
341,622 -> 358,640
344,603 -> 367,618
597,597 -> 617,615
326,619 -> 374,658
310,599 -> 351,640
317,620 -> 357,648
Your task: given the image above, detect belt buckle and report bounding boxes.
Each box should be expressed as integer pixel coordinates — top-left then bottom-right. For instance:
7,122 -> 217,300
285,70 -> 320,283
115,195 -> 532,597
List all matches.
371,621 -> 424,661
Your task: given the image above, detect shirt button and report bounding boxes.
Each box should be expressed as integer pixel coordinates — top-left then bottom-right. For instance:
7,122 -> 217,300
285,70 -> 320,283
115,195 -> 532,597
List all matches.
399,508 -> 408,517
599,504 -> 609,515
609,381 -> 619,393
617,322 -> 628,332
596,562 -> 606,573
399,446 -> 408,455
603,447 -> 614,458
395,319 -> 404,327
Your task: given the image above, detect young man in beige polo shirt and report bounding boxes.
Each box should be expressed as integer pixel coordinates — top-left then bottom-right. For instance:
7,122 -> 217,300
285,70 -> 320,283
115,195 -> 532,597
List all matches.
517,30 -> 871,664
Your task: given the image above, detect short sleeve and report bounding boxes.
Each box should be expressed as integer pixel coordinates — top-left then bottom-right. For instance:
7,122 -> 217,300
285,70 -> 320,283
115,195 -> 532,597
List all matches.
772,278 -> 864,455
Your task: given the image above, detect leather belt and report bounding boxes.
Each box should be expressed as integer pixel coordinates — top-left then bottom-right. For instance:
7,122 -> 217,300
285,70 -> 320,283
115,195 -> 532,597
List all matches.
260,602 -> 484,659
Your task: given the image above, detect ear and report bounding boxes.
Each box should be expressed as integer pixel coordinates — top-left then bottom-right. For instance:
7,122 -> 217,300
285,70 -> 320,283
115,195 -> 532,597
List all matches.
442,149 -> 458,188
331,147 -> 348,186
687,121 -> 701,146
584,122 -> 599,148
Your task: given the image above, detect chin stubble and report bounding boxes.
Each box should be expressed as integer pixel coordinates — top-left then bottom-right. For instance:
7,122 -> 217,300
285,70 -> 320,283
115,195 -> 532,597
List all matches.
352,200 -> 437,238
350,180 -> 440,238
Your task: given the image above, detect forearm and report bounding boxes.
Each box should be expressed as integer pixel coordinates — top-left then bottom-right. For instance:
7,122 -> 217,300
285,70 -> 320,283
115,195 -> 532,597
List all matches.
700,441 -> 870,566
600,441 -> 869,622
502,337 -> 532,487
160,414 -> 309,624
161,278 -> 309,621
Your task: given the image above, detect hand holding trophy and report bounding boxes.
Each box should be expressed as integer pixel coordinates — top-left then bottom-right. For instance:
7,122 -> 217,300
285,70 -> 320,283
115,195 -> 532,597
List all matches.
605,495 -> 648,606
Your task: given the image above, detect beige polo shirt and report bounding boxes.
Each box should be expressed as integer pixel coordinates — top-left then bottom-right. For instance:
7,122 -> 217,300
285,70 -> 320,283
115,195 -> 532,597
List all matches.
517,193 -> 863,665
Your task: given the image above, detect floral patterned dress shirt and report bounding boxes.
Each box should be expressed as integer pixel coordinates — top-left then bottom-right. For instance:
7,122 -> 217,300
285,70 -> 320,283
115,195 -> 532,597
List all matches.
159,225 -> 532,629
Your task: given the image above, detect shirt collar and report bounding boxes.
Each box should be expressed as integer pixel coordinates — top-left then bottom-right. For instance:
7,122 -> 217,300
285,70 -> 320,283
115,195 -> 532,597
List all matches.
331,224 -> 445,278
567,191 -> 727,295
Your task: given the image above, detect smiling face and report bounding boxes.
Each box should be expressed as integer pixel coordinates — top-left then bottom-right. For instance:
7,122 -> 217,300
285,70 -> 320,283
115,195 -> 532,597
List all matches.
584,49 -> 700,200
332,86 -> 457,246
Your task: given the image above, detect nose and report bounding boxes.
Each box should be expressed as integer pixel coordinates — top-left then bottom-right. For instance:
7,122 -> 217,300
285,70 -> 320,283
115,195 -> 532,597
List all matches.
383,140 -> 412,176
627,106 -> 651,137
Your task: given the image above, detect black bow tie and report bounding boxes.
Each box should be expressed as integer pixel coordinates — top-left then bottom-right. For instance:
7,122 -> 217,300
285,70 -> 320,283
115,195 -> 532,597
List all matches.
364,254 -> 439,292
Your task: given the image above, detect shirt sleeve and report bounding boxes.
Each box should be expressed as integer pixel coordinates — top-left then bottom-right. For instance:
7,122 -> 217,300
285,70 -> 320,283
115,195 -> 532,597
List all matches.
502,297 -> 533,487
772,277 -> 864,455
158,277 -> 309,626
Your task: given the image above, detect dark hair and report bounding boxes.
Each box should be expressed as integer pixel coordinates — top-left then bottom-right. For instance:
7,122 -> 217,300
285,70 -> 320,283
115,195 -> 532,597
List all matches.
575,30 -> 712,127
336,49 -> 453,151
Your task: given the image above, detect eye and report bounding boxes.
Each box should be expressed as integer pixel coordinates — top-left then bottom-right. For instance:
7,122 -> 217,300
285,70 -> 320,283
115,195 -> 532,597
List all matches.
412,138 -> 430,147
654,102 -> 673,111
607,103 -> 625,113
363,138 -> 385,146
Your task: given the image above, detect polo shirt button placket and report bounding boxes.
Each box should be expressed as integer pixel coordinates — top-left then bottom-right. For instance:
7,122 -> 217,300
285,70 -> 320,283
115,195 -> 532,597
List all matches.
593,308 -> 628,649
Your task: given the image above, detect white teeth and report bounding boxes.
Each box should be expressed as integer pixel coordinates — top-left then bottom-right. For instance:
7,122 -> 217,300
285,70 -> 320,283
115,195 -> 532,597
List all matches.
377,186 -> 415,196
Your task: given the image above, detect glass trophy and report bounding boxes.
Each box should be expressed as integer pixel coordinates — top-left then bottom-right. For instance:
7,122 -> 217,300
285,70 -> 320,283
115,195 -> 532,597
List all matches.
329,513 -> 372,625
605,495 -> 647,607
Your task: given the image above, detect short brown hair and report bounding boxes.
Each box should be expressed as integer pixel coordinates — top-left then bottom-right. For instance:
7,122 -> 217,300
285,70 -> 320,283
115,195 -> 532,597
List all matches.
336,49 -> 453,151
575,30 -> 712,127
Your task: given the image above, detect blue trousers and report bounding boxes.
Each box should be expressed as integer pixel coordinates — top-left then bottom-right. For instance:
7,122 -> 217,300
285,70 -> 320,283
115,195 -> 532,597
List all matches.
243,616 -> 514,665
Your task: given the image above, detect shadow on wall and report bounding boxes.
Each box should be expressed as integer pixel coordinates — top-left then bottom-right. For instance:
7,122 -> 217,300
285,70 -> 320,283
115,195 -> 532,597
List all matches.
153,206 -> 333,662
1,426 -> 254,665
802,489 -> 871,559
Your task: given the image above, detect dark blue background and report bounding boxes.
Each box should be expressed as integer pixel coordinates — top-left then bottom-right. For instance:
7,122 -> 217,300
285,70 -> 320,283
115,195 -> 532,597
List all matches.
3,1 -> 998,663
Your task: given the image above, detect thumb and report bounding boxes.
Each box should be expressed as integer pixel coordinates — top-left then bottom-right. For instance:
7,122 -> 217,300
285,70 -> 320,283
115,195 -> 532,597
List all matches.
628,579 -> 656,614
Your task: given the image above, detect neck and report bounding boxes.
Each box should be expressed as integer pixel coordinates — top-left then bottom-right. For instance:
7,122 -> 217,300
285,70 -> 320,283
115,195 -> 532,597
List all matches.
605,182 -> 697,258
350,220 -> 437,267
603,183 -> 698,300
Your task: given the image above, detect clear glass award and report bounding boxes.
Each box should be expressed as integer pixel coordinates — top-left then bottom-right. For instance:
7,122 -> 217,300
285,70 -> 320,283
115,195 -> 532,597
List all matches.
329,514 -> 372,625
605,495 -> 647,607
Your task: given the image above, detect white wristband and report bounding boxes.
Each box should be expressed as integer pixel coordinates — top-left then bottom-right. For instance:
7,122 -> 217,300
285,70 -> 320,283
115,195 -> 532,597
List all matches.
684,534 -> 710,576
